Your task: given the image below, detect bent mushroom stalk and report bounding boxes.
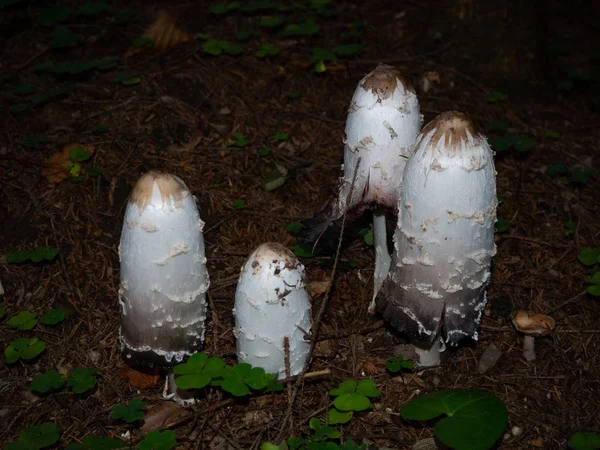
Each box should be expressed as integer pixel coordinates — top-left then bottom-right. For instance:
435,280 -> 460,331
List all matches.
234,243 -> 312,380
375,111 -> 497,366
119,171 -> 209,401
300,64 -> 421,310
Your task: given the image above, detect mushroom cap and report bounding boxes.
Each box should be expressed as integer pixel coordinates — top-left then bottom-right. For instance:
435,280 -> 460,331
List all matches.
511,310 -> 555,336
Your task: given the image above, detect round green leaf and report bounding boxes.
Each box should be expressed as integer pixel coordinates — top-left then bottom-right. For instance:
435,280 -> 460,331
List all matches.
356,379 -> 381,398
15,422 -> 60,449
329,379 -> 356,396
328,407 -> 353,424
400,390 -> 508,450
68,367 -> 98,393
31,370 -> 65,393
82,437 -> 127,450
333,393 -> 372,412
244,367 -> 268,390
568,432 -> 600,450
173,352 -> 208,374
139,430 -> 176,450
222,378 -> 250,397
9,311 -> 38,330
175,373 -> 211,390
40,309 -> 65,325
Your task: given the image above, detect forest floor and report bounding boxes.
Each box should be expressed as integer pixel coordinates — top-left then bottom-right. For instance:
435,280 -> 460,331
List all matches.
1,0 -> 599,449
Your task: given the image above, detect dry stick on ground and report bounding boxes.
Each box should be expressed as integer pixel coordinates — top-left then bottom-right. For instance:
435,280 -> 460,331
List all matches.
275,156 -> 362,443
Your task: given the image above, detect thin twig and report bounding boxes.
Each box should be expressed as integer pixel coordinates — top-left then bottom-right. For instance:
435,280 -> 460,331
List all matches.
275,156 -> 362,443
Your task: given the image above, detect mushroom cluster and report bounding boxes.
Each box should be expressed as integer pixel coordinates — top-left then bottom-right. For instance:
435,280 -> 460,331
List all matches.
117,64 -> 509,406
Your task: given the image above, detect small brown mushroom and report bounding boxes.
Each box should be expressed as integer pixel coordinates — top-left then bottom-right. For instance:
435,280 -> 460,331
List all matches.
511,310 -> 555,361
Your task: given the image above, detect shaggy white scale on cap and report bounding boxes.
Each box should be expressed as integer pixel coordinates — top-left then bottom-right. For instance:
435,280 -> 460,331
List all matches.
119,171 -> 209,368
234,243 -> 312,380
376,111 -> 497,366
300,65 -> 421,312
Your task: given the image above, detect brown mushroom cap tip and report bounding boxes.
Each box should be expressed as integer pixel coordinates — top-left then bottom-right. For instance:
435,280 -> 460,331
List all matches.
511,310 -> 555,336
129,170 -> 188,212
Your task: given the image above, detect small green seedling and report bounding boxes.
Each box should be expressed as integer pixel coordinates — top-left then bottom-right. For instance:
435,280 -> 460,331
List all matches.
232,200 -> 247,210
565,220 -> 576,236
14,84 -> 36,95
260,17 -> 283,27
111,399 -> 147,423
333,44 -> 362,56
487,91 -> 508,103
5,337 -> 46,363
282,21 -> 320,37
7,247 -> 59,264
291,243 -> 318,258
235,31 -> 250,41
488,133 -> 532,153
31,370 -> 66,394
40,309 -> 65,325
271,132 -> 289,142
286,222 -> 304,234
386,355 -> 413,373
78,1 -> 108,16
545,164 -> 599,185
0,308 -> 5,318
79,437 -> 127,450
50,27 -> 82,49
20,131 -> 47,146
227,131 -> 249,147
256,44 -> 279,58
88,167 -> 104,177
203,39 -> 244,56
568,432 -> 600,450
286,92 -> 299,99
92,124 -> 109,134
577,248 -> 600,266
112,73 -> 141,85
360,226 -> 374,246
400,390 -> 508,450
139,430 -> 176,450
583,272 -> 600,297
258,147 -> 270,156
545,131 -> 560,139
9,311 -> 38,330
67,367 -> 98,393
328,379 -> 381,425
173,352 -> 282,397
495,217 -> 509,233
209,2 -> 240,14
5,422 -> 60,450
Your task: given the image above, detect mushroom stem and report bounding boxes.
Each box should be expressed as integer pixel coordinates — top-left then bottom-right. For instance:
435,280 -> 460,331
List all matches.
522,336 -> 536,361
163,372 -> 196,406
370,211 -> 391,313
414,341 -> 442,367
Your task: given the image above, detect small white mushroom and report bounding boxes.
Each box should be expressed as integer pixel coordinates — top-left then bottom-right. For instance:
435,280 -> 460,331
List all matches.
376,111 -> 497,366
234,243 -> 312,379
119,171 -> 209,404
511,310 -> 555,361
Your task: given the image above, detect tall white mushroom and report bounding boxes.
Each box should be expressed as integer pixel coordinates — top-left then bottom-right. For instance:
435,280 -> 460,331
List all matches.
119,171 -> 209,372
234,242 -> 312,379
300,64 -> 421,310
375,111 -> 497,366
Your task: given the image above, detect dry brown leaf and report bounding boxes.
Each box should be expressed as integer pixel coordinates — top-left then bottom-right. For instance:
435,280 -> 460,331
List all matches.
41,144 -> 95,184
126,10 -> 191,57
530,436 -> 544,447
139,401 -> 188,434
307,280 -> 330,297
118,364 -> 161,389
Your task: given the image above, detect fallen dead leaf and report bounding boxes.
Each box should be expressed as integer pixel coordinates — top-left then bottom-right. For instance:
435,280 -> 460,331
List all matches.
126,10 -> 191,58
530,436 -> 544,447
119,364 -> 161,389
139,401 -> 188,434
41,144 -> 95,184
307,280 -> 330,297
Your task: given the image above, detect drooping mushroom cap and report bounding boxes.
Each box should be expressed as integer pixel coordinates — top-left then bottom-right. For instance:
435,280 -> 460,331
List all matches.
511,310 -> 555,337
